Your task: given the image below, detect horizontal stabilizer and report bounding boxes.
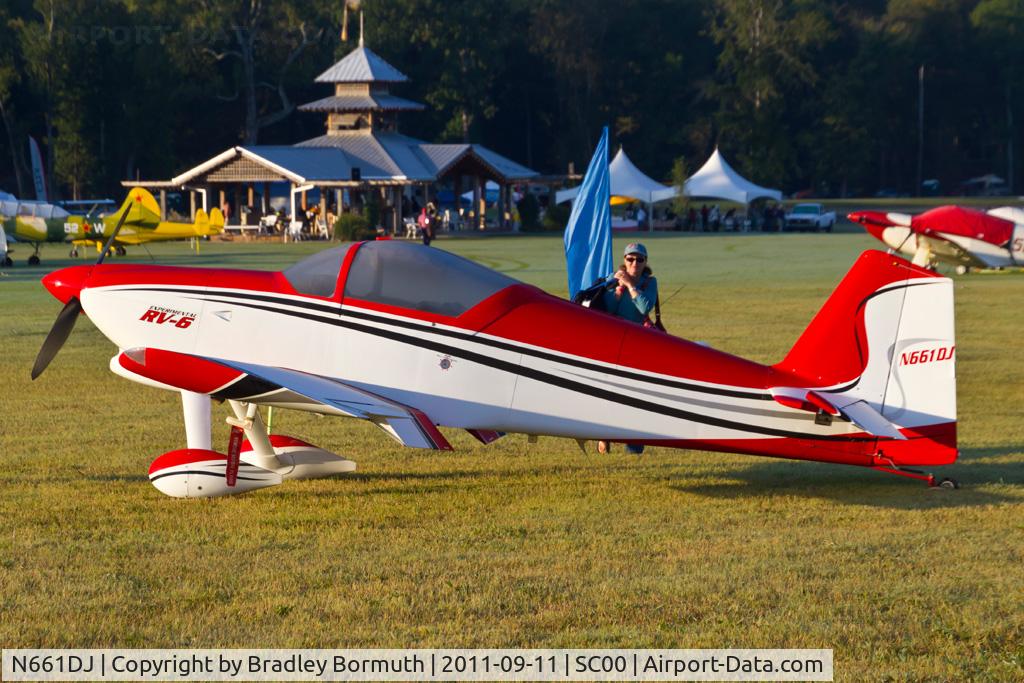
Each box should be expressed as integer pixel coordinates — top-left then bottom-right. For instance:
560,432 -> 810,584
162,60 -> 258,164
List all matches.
770,387 -> 906,440
830,399 -> 906,440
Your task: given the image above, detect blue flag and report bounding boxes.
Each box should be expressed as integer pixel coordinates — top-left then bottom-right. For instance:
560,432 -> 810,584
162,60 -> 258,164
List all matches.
564,126 -> 612,299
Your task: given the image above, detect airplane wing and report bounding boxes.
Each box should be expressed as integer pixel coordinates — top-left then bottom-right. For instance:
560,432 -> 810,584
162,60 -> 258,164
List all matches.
117,349 -> 453,450
917,234 -> 995,268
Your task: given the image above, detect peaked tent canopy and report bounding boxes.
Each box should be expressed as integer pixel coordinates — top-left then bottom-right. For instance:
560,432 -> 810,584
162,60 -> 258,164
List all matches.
654,147 -> 781,204
556,147 -> 672,204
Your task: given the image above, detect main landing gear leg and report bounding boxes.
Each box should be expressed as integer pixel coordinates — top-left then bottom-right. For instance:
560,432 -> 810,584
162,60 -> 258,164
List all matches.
181,390 -> 212,450
870,465 -> 959,489
226,399 -> 282,471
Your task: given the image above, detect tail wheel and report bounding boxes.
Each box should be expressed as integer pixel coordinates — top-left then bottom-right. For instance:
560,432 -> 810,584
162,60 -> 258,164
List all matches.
28,254 -> 40,266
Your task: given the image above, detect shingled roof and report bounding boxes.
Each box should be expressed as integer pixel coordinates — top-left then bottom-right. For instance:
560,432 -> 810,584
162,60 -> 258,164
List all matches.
315,46 -> 409,84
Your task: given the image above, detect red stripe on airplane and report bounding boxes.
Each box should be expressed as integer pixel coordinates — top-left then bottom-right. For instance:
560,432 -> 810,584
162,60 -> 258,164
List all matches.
119,348 -> 243,394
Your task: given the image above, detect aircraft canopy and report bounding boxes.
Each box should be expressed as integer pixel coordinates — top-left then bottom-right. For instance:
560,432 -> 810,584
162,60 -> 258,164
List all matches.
284,241 -> 520,316
0,200 -> 70,220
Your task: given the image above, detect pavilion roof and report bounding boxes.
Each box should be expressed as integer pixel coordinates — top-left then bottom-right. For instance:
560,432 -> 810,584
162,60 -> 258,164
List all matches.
315,46 -> 409,84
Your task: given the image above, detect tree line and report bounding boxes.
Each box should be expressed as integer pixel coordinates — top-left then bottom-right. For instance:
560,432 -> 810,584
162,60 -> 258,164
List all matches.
1,0 -> 1021,200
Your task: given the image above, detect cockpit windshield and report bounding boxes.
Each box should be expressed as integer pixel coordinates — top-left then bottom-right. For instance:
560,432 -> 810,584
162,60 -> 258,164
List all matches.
282,244 -> 354,298
343,241 -> 519,316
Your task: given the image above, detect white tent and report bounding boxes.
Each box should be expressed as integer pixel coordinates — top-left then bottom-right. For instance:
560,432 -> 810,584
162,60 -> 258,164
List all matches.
653,147 -> 781,204
556,147 -> 672,205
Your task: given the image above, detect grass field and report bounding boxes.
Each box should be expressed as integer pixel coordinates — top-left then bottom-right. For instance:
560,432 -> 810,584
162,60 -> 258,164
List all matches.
1,233 -> 1022,681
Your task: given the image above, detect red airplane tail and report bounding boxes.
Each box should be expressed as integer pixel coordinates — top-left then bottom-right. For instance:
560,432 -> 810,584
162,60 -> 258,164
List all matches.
774,250 -> 957,467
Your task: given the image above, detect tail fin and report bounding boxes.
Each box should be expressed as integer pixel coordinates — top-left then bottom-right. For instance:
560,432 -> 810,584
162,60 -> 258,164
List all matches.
207,207 -> 225,233
117,187 -> 161,228
191,207 -> 224,236
774,250 -> 956,465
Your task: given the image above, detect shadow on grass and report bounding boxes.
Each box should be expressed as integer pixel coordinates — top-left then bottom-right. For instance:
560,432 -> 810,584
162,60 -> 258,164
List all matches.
670,444 -> 1023,509
78,472 -> 150,483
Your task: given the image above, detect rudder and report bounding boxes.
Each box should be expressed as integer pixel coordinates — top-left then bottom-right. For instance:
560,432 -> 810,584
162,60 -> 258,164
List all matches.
775,251 -> 956,465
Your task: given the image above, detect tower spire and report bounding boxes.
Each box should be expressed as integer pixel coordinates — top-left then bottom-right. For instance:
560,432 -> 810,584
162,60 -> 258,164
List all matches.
359,11 -> 364,47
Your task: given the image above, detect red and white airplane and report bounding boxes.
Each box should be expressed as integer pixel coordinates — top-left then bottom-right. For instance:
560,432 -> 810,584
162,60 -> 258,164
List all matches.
34,240 -> 960,497
850,205 -> 1024,273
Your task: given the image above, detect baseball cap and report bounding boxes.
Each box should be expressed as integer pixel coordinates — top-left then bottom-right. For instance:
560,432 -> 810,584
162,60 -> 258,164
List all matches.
624,243 -> 647,259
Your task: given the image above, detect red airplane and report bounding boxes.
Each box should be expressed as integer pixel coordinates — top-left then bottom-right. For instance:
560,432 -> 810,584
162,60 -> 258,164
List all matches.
33,241 -> 960,497
850,205 -> 1024,273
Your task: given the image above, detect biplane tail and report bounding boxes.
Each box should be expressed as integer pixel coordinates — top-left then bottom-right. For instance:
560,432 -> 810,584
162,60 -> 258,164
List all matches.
774,250 -> 957,466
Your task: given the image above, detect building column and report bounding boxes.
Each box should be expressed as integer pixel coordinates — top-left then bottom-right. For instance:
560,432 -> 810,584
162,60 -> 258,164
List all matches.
159,189 -> 167,221
497,183 -> 507,230
319,189 -> 327,237
234,185 -> 245,225
189,190 -> 196,222
473,177 -> 483,230
336,188 -> 344,214
261,182 -> 270,215
453,175 -> 463,229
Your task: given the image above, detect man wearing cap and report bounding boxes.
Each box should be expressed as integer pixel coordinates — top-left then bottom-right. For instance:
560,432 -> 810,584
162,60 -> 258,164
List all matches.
601,242 -> 658,324
597,242 -> 658,454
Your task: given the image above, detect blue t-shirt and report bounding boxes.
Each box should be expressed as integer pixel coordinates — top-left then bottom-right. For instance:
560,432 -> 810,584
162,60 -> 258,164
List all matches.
601,273 -> 657,323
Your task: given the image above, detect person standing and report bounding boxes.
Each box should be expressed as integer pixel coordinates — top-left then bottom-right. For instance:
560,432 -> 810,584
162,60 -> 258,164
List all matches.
418,206 -> 434,246
597,243 -> 659,454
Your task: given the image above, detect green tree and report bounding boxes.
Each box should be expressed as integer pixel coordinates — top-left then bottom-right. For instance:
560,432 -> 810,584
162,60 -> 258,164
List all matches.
708,0 -> 832,188
670,156 -> 688,218
971,0 -> 1024,191
174,0 -> 331,145
0,3 -> 27,196
366,0 -> 517,142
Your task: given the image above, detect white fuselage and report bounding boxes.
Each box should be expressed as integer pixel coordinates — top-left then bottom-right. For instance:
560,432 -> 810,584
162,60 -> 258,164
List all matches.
81,282 -> 868,446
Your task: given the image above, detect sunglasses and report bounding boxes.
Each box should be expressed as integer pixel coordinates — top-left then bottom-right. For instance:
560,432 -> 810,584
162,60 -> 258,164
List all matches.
625,256 -> 646,263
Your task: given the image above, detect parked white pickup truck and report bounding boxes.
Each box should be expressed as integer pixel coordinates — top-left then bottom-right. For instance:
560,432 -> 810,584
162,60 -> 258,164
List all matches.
784,203 -> 836,232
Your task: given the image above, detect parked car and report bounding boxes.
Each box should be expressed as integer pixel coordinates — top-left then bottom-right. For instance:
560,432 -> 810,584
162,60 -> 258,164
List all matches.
784,203 -> 836,232
958,174 -> 1010,197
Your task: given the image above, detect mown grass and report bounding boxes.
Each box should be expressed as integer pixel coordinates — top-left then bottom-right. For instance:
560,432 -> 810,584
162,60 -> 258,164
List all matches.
1,233 -> 1022,681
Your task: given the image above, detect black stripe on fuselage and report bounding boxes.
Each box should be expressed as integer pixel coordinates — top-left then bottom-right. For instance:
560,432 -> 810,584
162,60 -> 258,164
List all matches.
120,286 -> 873,442
119,286 -> 776,400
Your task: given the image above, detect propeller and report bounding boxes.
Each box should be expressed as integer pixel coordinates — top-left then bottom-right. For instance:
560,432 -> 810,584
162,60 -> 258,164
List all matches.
31,201 -> 133,380
30,297 -> 83,380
